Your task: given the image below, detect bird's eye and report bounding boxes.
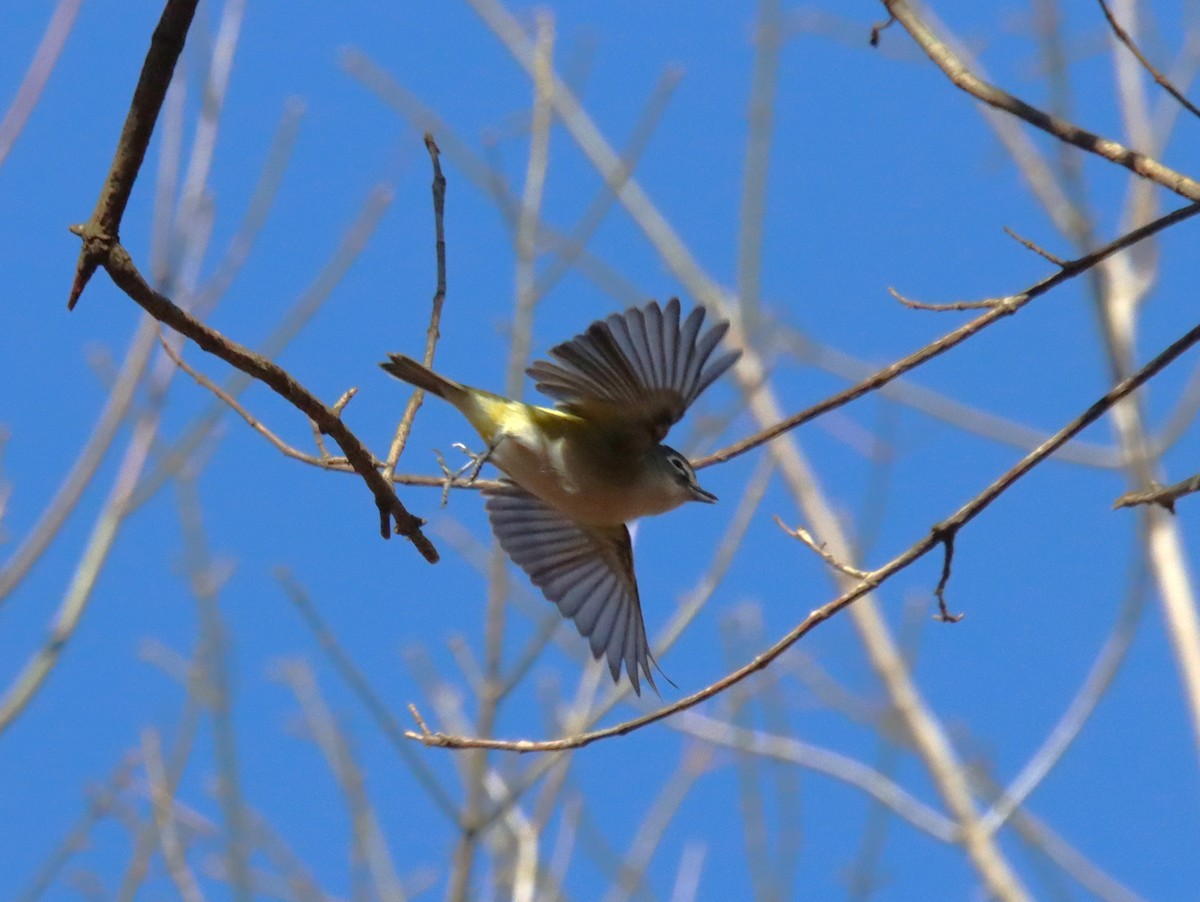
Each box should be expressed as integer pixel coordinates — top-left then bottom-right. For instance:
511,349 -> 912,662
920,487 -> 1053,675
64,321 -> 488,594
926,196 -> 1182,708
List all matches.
670,456 -> 688,475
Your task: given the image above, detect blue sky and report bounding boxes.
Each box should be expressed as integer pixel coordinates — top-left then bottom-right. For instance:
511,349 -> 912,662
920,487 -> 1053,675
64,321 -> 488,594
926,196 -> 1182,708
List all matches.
3,1 -> 1200,899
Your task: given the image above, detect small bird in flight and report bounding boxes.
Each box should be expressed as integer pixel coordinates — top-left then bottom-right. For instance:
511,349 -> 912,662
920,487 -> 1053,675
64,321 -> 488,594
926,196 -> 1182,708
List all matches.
382,298 -> 740,693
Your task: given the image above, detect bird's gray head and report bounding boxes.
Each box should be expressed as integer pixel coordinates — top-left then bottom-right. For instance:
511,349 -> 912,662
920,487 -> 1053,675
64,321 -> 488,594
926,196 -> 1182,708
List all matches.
654,446 -> 717,507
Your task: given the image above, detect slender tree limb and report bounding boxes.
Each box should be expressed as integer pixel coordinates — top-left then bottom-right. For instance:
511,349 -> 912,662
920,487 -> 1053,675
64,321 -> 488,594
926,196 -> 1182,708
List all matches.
774,517 -> 870,580
382,134 -> 449,481
92,240 -> 438,559
141,729 -> 204,902
159,332 -> 350,469
673,711 -> 957,842
697,200 -> 1200,469
127,180 -> 399,512
880,0 -> 1200,202
68,0 -> 200,310
162,332 -> 502,495
1097,0 -> 1200,122
62,1 -> 436,558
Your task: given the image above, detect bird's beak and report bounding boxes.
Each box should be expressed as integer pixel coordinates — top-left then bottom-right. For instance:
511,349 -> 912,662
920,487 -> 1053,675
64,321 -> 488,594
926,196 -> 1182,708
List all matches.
690,484 -> 717,504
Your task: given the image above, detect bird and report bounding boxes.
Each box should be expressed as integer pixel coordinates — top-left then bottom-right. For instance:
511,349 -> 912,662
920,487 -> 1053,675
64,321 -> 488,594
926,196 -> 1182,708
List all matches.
381,298 -> 741,693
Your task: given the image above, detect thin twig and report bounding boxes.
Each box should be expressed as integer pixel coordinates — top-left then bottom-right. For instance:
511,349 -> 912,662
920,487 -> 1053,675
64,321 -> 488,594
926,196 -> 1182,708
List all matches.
190,96 -> 307,317
382,135 -> 449,480
141,729 -> 204,902
881,0 -> 1200,202
774,516 -> 870,579
931,529 -> 963,623
174,475 -> 251,900
341,47 -> 648,308
696,200 -> 1200,469
128,180 -> 398,511
775,327 -> 1122,468
1097,0 -> 1200,121
16,753 -> 139,902
275,568 -> 458,820
891,287 -> 1003,312
1113,472 -> 1200,512
1002,226 -> 1066,266
0,318 -> 158,604
275,661 -> 406,902
159,332 -> 349,468
93,241 -> 438,559
673,711 -> 957,841
981,555 -> 1148,836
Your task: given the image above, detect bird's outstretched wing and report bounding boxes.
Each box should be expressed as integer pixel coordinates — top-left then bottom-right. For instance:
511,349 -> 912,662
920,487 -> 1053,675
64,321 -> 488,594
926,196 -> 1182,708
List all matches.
527,298 -> 740,444
484,480 -> 656,694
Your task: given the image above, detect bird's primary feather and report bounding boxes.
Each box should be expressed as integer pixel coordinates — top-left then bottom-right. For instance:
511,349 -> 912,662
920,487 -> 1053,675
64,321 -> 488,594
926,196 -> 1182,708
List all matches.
527,297 -> 742,446
484,479 -> 656,693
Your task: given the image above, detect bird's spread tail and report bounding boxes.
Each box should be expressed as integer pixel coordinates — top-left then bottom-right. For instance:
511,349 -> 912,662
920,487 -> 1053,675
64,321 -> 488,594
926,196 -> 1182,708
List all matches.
380,354 -> 465,402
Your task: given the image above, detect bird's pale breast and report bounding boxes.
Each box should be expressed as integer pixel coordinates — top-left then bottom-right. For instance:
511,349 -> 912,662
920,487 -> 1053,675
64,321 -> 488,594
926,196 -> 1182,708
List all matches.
487,408 -> 683,527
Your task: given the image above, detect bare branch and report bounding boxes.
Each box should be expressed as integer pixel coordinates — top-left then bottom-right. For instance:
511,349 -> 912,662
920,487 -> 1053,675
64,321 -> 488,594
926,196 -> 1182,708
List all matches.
699,200 -> 1200,469
1113,472 -> 1200,512
68,0 -> 200,309
1097,0 -> 1200,122
931,529 -> 964,623
880,0 -> 1200,201
101,241 -> 438,559
63,3 -> 436,559
1002,226 -> 1066,266
382,135 -> 449,481
891,287 -> 1005,312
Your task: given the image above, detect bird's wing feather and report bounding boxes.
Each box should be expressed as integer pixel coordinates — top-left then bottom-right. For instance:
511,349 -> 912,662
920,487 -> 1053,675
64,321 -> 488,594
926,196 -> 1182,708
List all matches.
527,298 -> 741,443
484,480 -> 655,693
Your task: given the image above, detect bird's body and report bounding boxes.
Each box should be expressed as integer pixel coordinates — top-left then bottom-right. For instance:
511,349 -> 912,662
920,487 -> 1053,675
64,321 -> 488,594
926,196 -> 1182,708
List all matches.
382,299 -> 739,693
384,354 -> 699,527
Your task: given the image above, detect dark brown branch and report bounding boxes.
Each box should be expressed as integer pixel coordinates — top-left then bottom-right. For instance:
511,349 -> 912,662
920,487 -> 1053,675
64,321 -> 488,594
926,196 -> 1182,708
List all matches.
407,319 -> 1200,751
1113,473 -> 1200,513
881,0 -> 1200,202
152,336 -> 505,493
101,242 -> 438,560
63,2 -> 438,560
68,0 -> 199,310
931,529 -> 963,623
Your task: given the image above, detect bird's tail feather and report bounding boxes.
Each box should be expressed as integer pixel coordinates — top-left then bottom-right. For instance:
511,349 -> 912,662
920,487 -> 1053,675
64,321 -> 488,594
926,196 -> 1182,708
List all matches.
380,354 -> 464,401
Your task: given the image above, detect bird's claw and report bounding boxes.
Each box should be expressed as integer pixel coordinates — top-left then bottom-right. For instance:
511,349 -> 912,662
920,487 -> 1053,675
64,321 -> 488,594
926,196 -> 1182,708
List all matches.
432,443 -> 495,508
452,442 -> 494,484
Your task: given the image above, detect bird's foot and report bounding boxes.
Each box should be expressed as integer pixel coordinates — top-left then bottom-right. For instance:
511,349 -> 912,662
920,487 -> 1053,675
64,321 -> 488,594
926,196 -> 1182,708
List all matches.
432,443 -> 494,507
452,442 -> 495,484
